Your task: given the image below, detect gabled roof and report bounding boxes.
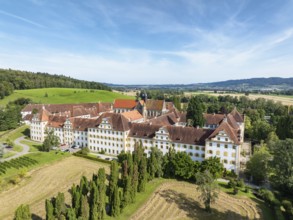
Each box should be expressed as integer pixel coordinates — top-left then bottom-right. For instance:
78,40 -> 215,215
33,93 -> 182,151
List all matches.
129,123 -> 161,139
167,126 -> 213,145
23,114 -> 33,121
208,121 -> 240,144
204,113 -> 225,125
146,100 -> 164,111
226,114 -> 239,129
70,118 -> 99,131
47,115 -> 67,128
148,112 -> 177,126
35,108 -> 51,121
113,99 -> 137,109
97,112 -> 131,131
22,103 -> 111,118
230,107 -> 244,123
122,110 -> 143,121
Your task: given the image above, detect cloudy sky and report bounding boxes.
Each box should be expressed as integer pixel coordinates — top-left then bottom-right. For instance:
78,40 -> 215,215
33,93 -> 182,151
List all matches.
0,0 -> 293,84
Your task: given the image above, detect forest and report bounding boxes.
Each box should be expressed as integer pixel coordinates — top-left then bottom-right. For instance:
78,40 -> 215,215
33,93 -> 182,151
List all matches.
0,69 -> 111,99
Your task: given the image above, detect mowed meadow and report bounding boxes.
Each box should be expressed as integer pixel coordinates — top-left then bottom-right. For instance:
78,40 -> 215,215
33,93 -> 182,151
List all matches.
0,156 -> 110,220
0,88 -> 134,106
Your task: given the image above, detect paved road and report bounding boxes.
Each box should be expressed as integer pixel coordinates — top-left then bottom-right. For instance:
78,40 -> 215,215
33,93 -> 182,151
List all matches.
0,136 -> 30,162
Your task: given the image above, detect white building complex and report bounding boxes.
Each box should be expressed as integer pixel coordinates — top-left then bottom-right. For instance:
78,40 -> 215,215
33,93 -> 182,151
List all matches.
23,99 -> 245,173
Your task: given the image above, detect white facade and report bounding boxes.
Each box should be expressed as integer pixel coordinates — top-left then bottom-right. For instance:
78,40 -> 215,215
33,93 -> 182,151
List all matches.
88,118 -> 128,155
30,117 -> 47,142
205,130 -> 240,172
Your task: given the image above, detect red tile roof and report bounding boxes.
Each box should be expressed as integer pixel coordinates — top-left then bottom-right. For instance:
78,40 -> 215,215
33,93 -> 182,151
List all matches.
113,99 -> 137,109
230,107 -> 244,123
122,110 -> 143,121
146,100 -> 164,111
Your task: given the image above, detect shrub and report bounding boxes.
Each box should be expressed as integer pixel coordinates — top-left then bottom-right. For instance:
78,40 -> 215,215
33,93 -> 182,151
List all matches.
236,179 -> 245,188
259,189 -> 276,206
79,147 -> 90,155
233,187 -> 239,195
18,168 -> 28,178
9,176 -> 21,185
228,179 -> 236,188
282,200 -> 293,215
99,149 -> 106,154
244,186 -> 250,193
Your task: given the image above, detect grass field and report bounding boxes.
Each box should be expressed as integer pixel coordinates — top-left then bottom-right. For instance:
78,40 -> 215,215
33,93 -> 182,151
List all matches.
0,88 -> 134,106
185,91 -> 293,106
130,180 -> 267,220
0,156 -> 110,220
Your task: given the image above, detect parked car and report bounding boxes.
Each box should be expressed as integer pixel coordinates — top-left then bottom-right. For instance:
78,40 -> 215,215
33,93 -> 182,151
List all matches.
105,157 -> 110,161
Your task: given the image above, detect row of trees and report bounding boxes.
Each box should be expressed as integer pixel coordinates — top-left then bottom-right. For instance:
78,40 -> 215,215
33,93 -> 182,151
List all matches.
0,68 -> 111,100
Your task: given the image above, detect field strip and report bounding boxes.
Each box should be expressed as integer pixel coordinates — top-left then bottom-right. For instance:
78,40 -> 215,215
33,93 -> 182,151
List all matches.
0,156 -> 109,220
130,181 -> 263,220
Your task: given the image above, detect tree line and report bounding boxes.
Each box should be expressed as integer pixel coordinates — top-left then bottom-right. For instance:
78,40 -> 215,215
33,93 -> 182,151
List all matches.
0,68 -> 111,99
0,98 -> 31,131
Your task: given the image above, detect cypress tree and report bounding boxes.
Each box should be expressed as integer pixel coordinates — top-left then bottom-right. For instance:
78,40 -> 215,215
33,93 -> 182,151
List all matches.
54,192 -> 66,218
111,185 -> 120,217
148,148 -> 157,180
80,195 -> 90,219
122,176 -> 131,208
89,181 -> 99,220
131,163 -> 139,203
133,141 -> 144,165
138,157 -> 148,192
80,176 -> 89,196
45,199 -> 54,220
109,161 -> 119,208
72,188 -> 81,216
66,208 -> 76,220
97,168 -> 106,220
14,204 -> 31,220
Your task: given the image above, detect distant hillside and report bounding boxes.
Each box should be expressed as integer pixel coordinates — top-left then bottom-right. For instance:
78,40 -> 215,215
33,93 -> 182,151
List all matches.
109,77 -> 293,91
0,68 -> 111,99
0,88 -> 133,106
199,77 -> 293,89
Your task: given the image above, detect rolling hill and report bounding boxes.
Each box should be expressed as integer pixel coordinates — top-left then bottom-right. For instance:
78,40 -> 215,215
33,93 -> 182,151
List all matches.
108,77 -> 293,91
0,88 -> 133,106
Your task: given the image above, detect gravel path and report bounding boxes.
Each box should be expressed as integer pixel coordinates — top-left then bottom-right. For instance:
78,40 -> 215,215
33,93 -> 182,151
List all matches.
0,136 -> 30,162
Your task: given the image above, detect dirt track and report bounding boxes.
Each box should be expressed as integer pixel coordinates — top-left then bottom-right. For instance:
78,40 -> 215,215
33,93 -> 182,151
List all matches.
131,181 -> 263,220
0,156 -> 109,220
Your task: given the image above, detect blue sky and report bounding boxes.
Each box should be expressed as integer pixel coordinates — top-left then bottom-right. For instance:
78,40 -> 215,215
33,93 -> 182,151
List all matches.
0,0 -> 293,84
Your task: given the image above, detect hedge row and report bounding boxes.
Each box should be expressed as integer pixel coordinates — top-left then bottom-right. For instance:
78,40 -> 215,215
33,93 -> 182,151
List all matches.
73,153 -> 112,165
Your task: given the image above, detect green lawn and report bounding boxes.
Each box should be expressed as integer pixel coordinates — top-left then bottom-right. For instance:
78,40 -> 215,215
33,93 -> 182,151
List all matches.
105,178 -> 166,220
0,88 -> 134,106
20,139 -> 42,152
